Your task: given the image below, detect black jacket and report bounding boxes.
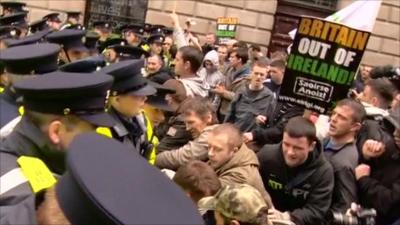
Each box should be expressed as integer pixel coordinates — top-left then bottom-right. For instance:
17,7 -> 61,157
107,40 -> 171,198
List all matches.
147,68 -> 173,85
224,86 -> 275,132
0,116 -> 65,225
323,139 -> 359,213
156,114 -> 193,153
252,102 -> 304,146
258,141 -> 334,225
0,88 -> 19,128
358,127 -> 400,225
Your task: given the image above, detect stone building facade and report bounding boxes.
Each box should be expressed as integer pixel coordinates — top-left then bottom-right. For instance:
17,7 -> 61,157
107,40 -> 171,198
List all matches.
13,0 -> 400,66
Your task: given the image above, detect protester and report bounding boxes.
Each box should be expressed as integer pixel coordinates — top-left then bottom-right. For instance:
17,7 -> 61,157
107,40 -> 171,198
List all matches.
198,50 -> 225,109
354,106 -> 400,225
155,97 -> 218,170
216,44 -> 229,73
258,117 -> 334,225
352,64 -> 373,93
323,99 -> 366,213
173,160 -> 221,225
213,48 -> 250,121
224,58 -> 275,132
207,123 -> 273,207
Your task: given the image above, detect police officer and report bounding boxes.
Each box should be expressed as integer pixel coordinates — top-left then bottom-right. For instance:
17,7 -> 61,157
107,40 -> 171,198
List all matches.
60,10 -> 81,30
85,31 -> 101,56
28,18 -> 49,34
120,24 -> 150,51
0,72 -> 115,225
42,12 -> 62,31
59,55 -> 106,73
0,1 -> 26,17
46,29 -> 89,64
92,20 -> 114,43
36,133 -> 204,225
0,43 -> 60,128
0,11 -> 28,37
110,44 -> 150,62
147,33 -> 165,56
97,60 -> 158,162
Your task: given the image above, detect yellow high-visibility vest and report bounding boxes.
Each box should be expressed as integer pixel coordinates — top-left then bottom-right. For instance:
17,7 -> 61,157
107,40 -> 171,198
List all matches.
96,112 -> 157,165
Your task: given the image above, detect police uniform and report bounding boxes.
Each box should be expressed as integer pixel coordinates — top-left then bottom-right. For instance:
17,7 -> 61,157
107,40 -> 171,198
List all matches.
97,60 -> 158,162
120,24 -> 150,52
54,133 -> 203,224
60,10 -> 81,30
0,1 -> 26,16
0,72 -> 114,225
0,43 -> 60,128
28,18 -> 48,34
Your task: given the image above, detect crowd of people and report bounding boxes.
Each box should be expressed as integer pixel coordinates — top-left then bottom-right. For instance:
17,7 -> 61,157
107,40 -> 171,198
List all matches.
0,1 -> 400,225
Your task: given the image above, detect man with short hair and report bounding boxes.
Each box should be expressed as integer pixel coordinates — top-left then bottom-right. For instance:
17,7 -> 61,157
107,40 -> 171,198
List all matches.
216,44 -> 229,73
0,72 -> 115,225
202,32 -> 216,55
207,123 -> 273,207
213,48 -> 251,121
356,77 -> 396,151
164,46 -> 208,98
224,59 -> 275,132
258,117 -> 334,225
155,97 -> 218,170
323,99 -> 366,213
144,54 -> 173,84
264,58 -> 285,96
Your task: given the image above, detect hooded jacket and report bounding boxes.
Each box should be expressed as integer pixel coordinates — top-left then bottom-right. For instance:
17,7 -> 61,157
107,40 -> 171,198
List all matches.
178,76 -> 209,98
258,141 -> 334,225
213,144 -> 273,208
198,50 -> 225,109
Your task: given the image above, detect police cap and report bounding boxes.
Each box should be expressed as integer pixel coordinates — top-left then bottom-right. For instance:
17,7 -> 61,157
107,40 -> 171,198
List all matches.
29,18 -> 48,33
0,43 -> 60,74
4,29 -> 50,47
92,21 -> 114,30
119,24 -> 144,35
43,12 -> 61,23
56,132 -> 203,225
13,72 -> 115,127
146,80 -> 175,112
98,59 -> 156,96
147,33 -> 165,44
0,25 -> 21,39
59,55 -> 106,73
0,1 -> 26,13
46,29 -> 88,52
84,31 -> 100,51
149,24 -> 165,35
99,37 -> 126,52
0,11 -> 27,26
112,45 -> 150,61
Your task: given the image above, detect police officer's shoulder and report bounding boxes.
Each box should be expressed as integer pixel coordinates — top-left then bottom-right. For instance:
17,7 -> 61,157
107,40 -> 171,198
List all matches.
55,133 -> 203,224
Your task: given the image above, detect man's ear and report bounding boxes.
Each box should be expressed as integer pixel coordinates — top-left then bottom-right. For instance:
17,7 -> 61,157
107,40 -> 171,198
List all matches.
230,220 -> 241,225
309,141 -> 316,152
351,122 -> 362,132
184,60 -> 191,71
48,120 -> 63,145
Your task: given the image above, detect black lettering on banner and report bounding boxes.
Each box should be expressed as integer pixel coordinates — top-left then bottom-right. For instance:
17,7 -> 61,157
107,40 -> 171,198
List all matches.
279,16 -> 370,114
